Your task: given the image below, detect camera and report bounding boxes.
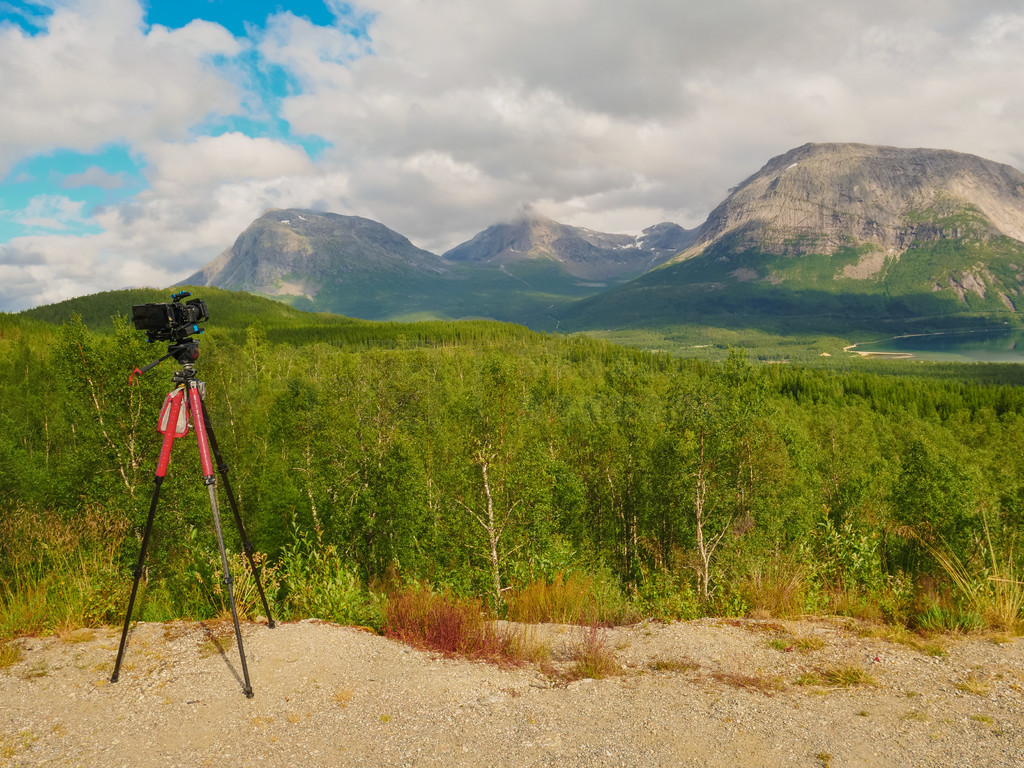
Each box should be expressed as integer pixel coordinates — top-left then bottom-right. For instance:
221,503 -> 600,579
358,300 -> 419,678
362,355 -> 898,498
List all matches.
132,291 -> 209,343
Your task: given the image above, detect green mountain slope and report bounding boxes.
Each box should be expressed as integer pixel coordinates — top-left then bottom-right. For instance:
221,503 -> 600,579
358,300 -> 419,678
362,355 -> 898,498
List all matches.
558,144 -> 1024,335
179,208 -> 689,328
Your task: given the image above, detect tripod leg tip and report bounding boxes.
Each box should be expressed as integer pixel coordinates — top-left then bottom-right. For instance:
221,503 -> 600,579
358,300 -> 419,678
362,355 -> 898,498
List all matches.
244,687 -> 254,699
268,620 -> 276,629
110,674 -> 119,684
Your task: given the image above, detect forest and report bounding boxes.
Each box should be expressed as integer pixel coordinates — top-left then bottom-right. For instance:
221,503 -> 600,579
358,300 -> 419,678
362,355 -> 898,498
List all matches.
2,288 -> 1023,640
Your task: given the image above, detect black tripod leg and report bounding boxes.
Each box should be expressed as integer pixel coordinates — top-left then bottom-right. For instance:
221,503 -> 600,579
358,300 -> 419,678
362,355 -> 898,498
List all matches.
206,480 -> 254,698
111,476 -> 163,683
199,399 -> 275,628
191,384 -> 254,698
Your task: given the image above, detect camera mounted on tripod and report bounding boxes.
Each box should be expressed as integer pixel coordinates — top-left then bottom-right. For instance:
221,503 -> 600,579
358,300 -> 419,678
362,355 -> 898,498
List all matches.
131,291 -> 209,344
114,291 -> 273,697
129,291 -> 209,379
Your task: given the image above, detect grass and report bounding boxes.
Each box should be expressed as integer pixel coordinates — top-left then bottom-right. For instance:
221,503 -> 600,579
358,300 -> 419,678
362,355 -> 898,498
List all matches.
711,671 -> 786,696
795,663 -> 878,689
955,672 -> 991,695
20,661 -> 49,679
505,571 -> 634,626
647,656 -> 700,673
384,586 -> 540,665
0,506 -> 130,640
738,557 -> 809,618
0,731 -> 37,761
919,515 -> 1024,633
333,688 -> 355,707
0,642 -> 21,669
211,550 -> 281,623
820,664 -> 878,687
768,634 -> 826,653
563,624 -> 621,681
855,621 -> 948,656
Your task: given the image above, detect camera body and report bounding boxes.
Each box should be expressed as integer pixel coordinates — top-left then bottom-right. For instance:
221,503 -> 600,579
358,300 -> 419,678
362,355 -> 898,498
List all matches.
132,292 -> 208,343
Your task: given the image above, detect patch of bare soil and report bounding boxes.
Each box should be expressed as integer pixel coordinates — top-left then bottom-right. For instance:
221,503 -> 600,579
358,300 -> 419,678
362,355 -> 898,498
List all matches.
2,617 -> 1022,767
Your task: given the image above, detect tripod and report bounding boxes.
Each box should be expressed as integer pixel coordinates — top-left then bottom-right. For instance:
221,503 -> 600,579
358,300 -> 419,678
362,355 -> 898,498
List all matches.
111,339 -> 275,698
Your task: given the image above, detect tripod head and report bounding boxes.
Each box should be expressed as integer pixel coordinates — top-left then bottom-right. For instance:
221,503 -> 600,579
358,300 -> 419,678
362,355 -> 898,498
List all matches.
131,337 -> 203,383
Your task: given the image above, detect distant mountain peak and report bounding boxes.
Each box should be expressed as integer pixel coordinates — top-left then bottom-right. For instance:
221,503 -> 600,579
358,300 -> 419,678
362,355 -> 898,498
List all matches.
676,142 -> 1024,262
443,211 -> 695,281
179,208 -> 447,307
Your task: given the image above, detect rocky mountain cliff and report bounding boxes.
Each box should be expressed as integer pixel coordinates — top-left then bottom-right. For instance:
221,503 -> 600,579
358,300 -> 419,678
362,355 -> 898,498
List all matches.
181,144 -> 1024,335
562,143 -> 1024,334
677,142 -> 1024,261
181,209 -> 449,303
182,207 -> 688,323
443,208 -> 694,281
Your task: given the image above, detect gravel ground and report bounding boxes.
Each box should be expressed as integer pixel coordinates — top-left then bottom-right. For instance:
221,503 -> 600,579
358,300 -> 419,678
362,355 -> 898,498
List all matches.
2,617 -> 1022,767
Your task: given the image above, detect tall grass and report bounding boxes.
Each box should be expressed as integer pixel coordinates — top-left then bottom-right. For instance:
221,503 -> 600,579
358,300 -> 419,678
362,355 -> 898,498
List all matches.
737,556 -> 808,619
0,506 -> 129,639
922,516 -> 1023,633
0,505 -> 285,637
210,550 -> 281,623
564,623 -> 621,680
505,570 -> 635,625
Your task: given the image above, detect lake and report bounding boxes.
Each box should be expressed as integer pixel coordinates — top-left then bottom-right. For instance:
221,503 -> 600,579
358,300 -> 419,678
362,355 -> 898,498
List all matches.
847,329 -> 1024,363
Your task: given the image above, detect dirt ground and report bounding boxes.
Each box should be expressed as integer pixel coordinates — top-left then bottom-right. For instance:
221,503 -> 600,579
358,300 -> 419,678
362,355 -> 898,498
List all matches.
2,616 -> 1022,767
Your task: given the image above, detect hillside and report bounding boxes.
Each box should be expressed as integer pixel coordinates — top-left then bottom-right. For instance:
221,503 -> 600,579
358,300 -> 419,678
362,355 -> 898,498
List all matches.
678,142 -> 1024,259
180,208 -> 691,326
179,210 -> 462,320
443,207 -> 693,281
170,144 -> 1024,338
560,143 -> 1024,335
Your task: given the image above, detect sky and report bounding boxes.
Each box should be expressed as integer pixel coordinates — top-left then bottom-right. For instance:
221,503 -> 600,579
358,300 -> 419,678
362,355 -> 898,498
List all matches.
2,0 -> 1024,312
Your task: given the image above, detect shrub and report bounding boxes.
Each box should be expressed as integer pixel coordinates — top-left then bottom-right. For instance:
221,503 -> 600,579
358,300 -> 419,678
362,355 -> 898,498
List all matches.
384,586 -> 525,663
634,567 -> 702,621
278,523 -> 383,630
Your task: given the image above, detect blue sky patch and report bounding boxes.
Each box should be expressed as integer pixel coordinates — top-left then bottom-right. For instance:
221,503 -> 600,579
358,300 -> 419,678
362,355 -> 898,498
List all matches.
0,1 -> 53,35
143,0 -> 337,37
0,145 -> 146,239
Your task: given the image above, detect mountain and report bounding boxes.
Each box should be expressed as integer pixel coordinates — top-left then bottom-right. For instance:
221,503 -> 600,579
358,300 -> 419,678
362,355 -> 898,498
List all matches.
443,207 -> 694,282
560,143 -> 1024,334
179,209 -> 456,319
677,142 -> 1024,259
181,143 -> 1024,337
182,208 -> 691,325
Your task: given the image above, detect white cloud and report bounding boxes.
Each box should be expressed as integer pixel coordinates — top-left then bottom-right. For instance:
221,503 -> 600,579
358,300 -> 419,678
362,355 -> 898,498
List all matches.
143,133 -> 316,193
0,0 -> 241,175
252,0 -> 1024,251
5,0 -> 1024,312
10,194 -> 91,231
63,166 -> 127,190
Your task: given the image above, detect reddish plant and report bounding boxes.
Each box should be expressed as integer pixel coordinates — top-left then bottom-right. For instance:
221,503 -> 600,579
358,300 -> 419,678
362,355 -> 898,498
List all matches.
384,587 -> 519,662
